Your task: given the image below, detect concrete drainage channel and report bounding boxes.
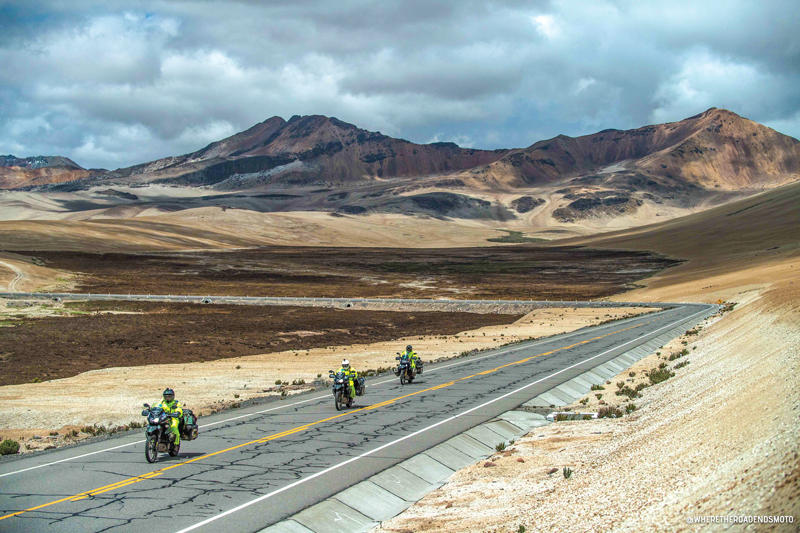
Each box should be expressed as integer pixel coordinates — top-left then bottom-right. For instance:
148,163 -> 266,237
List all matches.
262,412 -> 549,533
262,305 -> 719,533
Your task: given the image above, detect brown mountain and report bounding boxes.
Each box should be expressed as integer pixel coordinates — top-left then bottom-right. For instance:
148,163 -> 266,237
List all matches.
468,108 -> 800,223
478,108 -> 800,190
0,155 -> 104,190
98,115 -> 509,188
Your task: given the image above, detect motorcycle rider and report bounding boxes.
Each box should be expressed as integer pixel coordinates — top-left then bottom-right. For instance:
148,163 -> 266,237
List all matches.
402,345 -> 421,374
157,388 -> 183,446
338,359 -> 358,399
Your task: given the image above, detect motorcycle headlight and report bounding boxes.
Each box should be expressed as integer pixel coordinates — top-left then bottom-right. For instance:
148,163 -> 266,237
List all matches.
149,416 -> 159,424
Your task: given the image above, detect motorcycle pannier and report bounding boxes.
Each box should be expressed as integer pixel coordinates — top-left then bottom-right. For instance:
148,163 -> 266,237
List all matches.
182,409 -> 199,441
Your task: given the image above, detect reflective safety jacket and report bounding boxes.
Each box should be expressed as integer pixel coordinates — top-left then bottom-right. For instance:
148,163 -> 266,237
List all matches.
402,350 -> 418,363
158,399 -> 183,417
338,367 -> 358,381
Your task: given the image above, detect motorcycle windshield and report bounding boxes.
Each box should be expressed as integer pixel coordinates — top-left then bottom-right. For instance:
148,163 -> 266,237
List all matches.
148,407 -> 165,425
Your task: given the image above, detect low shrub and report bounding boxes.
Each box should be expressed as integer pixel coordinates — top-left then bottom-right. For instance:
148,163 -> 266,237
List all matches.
274,380 -> 282,385
579,398 -> 589,405
555,414 -> 569,422
595,393 -> 603,400
582,414 -> 593,420
616,381 -> 625,389
495,442 -> 506,452
563,467 -> 573,479
616,386 -> 640,399
0,439 -> 20,455
590,384 -> 604,391
81,426 -> 95,435
625,403 -> 637,413
648,367 -> 674,384
674,360 -> 690,369
598,406 -> 624,419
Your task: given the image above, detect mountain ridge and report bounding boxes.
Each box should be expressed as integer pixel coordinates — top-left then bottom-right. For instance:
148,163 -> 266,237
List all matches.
0,154 -> 106,190
477,108 -> 800,190
99,114 -> 510,188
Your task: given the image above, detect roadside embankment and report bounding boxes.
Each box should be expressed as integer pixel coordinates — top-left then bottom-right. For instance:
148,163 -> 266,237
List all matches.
374,279 -> 799,532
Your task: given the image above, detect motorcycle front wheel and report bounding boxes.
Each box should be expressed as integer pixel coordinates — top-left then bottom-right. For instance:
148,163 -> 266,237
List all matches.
334,390 -> 344,411
400,372 -> 407,385
169,442 -> 180,457
145,434 -> 158,463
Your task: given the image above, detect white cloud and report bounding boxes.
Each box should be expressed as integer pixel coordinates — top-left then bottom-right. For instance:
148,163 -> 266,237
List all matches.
651,48 -> 791,124
532,15 -> 559,39
1,1 -> 799,169
575,78 -> 596,94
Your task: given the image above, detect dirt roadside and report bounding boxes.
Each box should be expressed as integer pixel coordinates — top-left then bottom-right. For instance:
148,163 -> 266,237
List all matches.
375,276 -> 799,532
0,251 -> 72,293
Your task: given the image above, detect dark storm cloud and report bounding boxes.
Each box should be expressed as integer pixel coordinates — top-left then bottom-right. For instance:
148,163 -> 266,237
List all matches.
0,0 -> 798,169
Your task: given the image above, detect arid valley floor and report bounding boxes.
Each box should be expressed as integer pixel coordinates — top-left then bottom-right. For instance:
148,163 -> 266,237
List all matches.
0,180 -> 797,532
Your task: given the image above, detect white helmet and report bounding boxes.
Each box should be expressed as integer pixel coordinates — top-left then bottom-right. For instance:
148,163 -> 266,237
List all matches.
341,359 -> 350,369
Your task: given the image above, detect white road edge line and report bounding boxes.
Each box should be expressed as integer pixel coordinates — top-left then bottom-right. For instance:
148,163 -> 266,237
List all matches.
175,306 -> 711,533
0,306 -> 683,479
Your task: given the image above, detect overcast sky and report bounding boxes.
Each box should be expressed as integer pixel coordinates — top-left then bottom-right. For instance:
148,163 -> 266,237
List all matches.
1,0 -> 799,170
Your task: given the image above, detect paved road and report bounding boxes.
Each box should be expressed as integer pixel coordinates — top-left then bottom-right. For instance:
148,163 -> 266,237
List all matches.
0,291 -> 675,313
0,303 -> 714,533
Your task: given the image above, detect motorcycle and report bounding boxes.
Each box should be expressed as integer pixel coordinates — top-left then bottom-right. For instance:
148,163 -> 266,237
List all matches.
394,353 -> 414,385
141,403 -> 199,463
328,371 -> 365,411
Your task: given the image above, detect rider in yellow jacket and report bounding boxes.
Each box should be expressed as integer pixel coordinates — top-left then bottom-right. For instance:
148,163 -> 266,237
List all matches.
402,345 -> 420,374
157,388 -> 183,445
338,359 -> 358,399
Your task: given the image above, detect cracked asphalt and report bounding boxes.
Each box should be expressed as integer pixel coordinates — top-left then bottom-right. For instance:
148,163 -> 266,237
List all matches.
0,303 -> 712,533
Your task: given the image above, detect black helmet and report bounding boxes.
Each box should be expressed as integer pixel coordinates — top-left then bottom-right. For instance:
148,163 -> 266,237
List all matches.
406,345 -> 412,352
163,388 -> 175,402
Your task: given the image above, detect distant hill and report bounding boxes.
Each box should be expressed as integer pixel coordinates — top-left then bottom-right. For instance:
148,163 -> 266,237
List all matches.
98,115 -> 510,188
477,108 -> 800,189
9,109 -> 800,230
0,155 -> 105,190
469,108 -> 800,222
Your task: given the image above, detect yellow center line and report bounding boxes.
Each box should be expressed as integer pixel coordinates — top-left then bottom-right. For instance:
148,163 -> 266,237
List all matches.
0,315 -> 665,522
